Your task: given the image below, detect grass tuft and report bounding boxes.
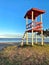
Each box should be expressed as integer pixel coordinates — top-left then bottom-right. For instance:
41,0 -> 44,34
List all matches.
0,43 -> 49,65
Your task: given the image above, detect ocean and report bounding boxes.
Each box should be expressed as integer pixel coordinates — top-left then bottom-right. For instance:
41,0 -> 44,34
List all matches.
0,37 -> 49,50
0,37 -> 49,42
0,38 -> 22,42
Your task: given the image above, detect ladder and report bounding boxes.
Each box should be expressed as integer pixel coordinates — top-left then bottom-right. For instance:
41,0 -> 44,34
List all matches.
21,31 -> 26,46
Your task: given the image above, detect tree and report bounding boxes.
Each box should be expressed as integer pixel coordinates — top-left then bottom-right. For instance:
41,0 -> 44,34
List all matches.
37,29 -> 49,37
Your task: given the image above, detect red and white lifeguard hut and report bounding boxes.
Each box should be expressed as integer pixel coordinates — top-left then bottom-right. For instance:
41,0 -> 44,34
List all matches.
21,8 -> 45,46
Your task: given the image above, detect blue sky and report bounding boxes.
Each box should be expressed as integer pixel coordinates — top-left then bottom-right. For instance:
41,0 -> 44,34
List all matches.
0,0 -> 49,35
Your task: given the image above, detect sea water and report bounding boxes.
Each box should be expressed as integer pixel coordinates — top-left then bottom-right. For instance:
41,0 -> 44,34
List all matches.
0,37 -> 49,42
0,38 -> 49,50
0,38 -> 22,42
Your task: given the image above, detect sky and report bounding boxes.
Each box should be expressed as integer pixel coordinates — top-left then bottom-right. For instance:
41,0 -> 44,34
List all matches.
0,0 -> 49,35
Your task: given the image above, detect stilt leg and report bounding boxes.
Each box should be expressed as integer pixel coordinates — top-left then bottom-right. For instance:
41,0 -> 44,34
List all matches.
41,30 -> 44,45
26,32 -> 28,45
36,32 -> 37,44
32,30 -> 34,46
21,39 -> 23,46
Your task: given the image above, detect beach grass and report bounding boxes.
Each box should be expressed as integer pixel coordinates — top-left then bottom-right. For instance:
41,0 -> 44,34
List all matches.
0,43 -> 49,65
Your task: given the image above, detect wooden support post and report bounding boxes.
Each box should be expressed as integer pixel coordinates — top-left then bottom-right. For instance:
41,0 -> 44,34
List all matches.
21,38 -> 23,46
32,11 -> 34,46
36,32 -> 37,44
35,17 -> 37,44
26,16 -> 28,45
40,14 -> 44,45
26,32 -> 28,45
41,30 -> 43,45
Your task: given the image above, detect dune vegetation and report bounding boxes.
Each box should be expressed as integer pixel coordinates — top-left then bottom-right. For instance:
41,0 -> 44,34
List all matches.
0,43 -> 49,65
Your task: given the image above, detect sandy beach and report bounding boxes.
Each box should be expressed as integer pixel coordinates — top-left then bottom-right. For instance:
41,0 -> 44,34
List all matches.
0,42 -> 20,50
0,42 -> 49,50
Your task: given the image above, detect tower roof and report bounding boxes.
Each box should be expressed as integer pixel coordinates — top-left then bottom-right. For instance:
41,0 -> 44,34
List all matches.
24,8 -> 45,19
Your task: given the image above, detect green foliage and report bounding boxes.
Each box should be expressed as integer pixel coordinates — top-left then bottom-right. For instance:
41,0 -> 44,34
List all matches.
37,28 -> 49,37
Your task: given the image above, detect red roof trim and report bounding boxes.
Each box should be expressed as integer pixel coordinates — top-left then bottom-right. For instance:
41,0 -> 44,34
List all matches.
24,8 -> 45,19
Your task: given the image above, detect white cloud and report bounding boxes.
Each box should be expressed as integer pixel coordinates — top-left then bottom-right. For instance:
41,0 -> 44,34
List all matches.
0,33 -> 23,38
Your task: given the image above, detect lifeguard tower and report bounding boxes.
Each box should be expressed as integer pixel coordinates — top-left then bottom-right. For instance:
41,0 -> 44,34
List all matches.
21,8 -> 45,46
